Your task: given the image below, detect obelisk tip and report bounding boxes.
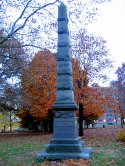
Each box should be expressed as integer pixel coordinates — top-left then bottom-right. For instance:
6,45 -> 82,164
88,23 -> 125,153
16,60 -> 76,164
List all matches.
59,2 -> 66,8
58,1 -> 67,20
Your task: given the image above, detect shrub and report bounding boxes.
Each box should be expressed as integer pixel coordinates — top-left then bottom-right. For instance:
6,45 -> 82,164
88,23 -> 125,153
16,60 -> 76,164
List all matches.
117,129 -> 125,142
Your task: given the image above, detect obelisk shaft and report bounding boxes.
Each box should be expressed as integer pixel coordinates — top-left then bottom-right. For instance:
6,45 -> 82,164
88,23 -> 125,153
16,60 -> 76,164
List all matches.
57,2 -> 74,103
53,2 -> 77,110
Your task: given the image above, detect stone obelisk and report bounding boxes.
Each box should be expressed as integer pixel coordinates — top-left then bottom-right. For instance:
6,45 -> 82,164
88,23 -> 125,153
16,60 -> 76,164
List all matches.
36,2 -> 92,162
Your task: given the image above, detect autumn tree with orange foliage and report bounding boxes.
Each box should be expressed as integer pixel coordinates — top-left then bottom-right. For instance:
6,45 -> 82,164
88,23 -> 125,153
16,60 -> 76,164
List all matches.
18,50 -> 56,131
102,86 -> 120,114
82,85 -> 105,120
18,53 -> 116,133
72,30 -> 113,135
72,58 -> 118,135
73,59 -> 106,134
17,50 -> 116,133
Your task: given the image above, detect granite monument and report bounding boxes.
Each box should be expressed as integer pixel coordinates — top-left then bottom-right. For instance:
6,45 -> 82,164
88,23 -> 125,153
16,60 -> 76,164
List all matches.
36,2 -> 92,161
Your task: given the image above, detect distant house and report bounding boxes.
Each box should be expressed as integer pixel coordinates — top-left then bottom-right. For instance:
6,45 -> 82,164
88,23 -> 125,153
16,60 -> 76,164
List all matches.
103,109 -> 117,125
94,109 -> 121,128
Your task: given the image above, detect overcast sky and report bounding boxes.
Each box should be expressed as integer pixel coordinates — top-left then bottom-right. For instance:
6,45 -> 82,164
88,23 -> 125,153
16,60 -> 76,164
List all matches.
2,0 -> 124,86
87,0 -> 125,84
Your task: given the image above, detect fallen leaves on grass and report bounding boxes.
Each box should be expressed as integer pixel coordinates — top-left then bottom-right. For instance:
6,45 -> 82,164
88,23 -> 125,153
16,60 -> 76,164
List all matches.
33,159 -> 91,166
83,126 -> 121,145
0,126 -> 125,166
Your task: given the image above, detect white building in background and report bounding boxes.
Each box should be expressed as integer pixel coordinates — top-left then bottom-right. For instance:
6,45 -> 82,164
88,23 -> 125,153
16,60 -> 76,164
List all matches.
103,109 -> 117,125
94,109 -> 122,128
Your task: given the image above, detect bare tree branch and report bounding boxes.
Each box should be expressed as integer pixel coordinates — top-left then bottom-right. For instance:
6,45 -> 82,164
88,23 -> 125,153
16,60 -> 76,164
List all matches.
0,0 -> 59,45
11,0 -> 33,33
0,44 -> 57,50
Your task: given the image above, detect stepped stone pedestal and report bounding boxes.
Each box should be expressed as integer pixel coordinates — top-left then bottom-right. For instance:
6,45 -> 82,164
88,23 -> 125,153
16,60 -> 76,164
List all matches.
36,2 -> 92,162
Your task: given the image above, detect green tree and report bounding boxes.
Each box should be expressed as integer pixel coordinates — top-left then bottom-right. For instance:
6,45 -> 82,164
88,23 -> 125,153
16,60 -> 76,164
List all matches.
0,32 -> 26,131
0,113 -> 9,132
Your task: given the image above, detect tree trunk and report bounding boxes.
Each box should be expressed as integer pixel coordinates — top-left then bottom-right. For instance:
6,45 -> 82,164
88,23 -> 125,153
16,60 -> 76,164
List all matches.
9,111 -> 12,132
43,120 -> 48,132
86,123 -> 89,129
79,103 -> 84,136
49,120 -> 53,133
48,109 -> 54,133
121,117 -> 124,128
3,125 -> 6,132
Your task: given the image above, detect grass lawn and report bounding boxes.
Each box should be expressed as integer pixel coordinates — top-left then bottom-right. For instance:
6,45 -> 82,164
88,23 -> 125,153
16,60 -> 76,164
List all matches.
85,126 -> 125,166
92,142 -> 125,166
0,126 -> 125,166
0,133 -> 51,166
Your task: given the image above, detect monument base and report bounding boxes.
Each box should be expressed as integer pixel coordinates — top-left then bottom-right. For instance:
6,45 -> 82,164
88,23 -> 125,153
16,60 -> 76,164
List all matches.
36,110 -> 92,162
36,147 -> 92,162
